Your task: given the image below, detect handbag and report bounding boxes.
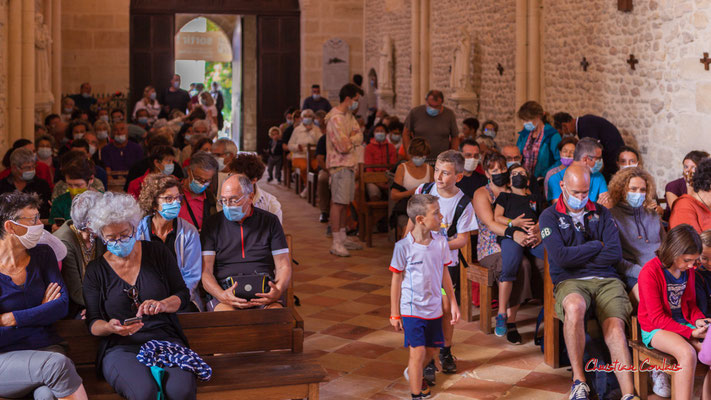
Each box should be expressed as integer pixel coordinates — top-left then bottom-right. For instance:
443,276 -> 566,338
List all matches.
220,274 -> 273,300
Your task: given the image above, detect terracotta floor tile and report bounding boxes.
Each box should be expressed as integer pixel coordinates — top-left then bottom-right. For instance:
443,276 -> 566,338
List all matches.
443,377 -> 513,399
330,270 -> 369,280
317,352 -> 371,372
341,281 -> 385,292
368,392 -> 406,400
321,374 -> 392,398
464,364 -> 530,385
360,329 -> 406,348
304,333 -> 352,352
335,341 -> 393,359
487,349 -> 544,371
498,386 -> 569,400
302,317 -> 339,333
366,306 -> 392,317
329,300 -> 383,314
309,276 -> 354,288
303,294 -> 348,307
294,283 -> 334,293
344,314 -> 391,330
516,371 -> 572,394
354,293 -> 392,305
292,272 -> 322,282
377,348 -> 410,364
320,288 -> 366,301
321,323 -> 377,340
308,308 -> 359,322
350,360 -> 408,381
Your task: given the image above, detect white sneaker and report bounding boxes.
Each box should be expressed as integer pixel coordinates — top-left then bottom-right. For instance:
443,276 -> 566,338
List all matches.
329,242 -> 350,257
300,188 -> 308,198
403,367 -> 410,382
343,234 -> 364,250
651,370 -> 671,398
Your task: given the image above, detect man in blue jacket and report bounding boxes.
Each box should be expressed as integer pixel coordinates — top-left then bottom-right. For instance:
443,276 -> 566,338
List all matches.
539,164 -> 635,400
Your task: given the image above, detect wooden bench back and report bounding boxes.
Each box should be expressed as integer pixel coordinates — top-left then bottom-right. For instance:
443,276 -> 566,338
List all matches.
54,308 -> 300,366
358,163 -> 393,187
305,144 -> 317,173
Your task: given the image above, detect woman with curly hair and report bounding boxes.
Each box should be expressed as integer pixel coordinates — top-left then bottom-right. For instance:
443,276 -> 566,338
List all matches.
608,167 -> 665,301
135,173 -> 202,311
671,158 -> 711,232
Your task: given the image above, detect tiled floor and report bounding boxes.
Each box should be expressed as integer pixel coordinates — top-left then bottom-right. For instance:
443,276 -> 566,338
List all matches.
265,180 -> 663,399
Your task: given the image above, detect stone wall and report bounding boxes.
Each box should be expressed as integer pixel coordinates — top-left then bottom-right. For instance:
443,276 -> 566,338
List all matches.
300,0 -> 364,105
61,0 -> 129,94
364,0 -> 518,142
542,0 -> 711,194
0,0 -> 8,152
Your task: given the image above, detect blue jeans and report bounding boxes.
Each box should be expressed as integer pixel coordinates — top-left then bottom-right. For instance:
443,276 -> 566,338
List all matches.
499,238 -> 545,282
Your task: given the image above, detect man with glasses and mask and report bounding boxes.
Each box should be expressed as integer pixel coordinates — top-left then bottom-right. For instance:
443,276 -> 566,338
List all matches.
200,174 -> 291,311
547,137 -> 611,208
179,152 -> 218,231
456,139 -> 487,199
539,164 -> 635,400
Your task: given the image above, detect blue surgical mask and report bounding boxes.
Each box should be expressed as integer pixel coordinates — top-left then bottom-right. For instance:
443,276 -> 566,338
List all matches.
286,119 -> 293,125
138,117 -> 148,125
223,205 -> 246,222
349,100 -> 359,111
73,133 -> 84,141
412,156 -> 426,167
591,159 -> 603,174
523,121 -> 536,131
426,106 -> 440,117
390,134 -> 401,143
483,128 -> 496,138
374,132 -> 386,142
626,192 -> 645,208
163,163 -> 175,175
173,81 -> 180,89
565,189 -> 588,210
81,92 -> 90,98
158,201 -> 181,220
21,170 -> 35,181
99,115 -> 109,122
184,134 -> 193,142
106,235 -> 137,258
189,179 -> 208,194
149,92 -> 157,100
506,161 -> 516,169
312,94 -> 321,100
97,130 -> 109,140
302,118 -> 313,125
314,120 -> 320,127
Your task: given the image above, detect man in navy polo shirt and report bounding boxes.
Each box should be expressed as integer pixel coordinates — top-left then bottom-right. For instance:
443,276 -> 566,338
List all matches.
539,164 -> 634,400
200,174 -> 292,311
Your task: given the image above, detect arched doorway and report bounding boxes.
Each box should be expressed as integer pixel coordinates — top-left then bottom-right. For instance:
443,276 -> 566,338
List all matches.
175,16 -> 235,140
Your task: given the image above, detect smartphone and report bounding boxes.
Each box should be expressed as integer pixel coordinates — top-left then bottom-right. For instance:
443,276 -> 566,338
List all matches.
123,316 -> 142,326
54,218 -> 65,226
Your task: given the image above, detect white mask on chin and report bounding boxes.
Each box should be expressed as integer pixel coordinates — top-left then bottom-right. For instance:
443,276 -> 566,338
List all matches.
13,222 -> 44,249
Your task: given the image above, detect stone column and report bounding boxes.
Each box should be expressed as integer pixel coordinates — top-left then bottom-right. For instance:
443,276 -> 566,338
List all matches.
526,0 -> 541,103
418,0 -> 430,101
515,0 -> 527,113
8,0 -> 22,143
411,0 -> 420,108
51,0 -> 62,115
21,0 -> 35,139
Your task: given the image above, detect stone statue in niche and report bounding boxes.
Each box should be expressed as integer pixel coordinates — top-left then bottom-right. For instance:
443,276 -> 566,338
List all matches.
35,13 -> 53,103
449,28 -> 478,114
376,35 -> 394,105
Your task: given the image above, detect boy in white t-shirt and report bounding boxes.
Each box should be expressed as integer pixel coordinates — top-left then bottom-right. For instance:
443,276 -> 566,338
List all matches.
391,194 -> 460,400
404,150 -> 478,382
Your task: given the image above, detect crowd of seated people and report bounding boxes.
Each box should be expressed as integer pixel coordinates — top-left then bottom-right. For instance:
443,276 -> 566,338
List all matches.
7,75 -> 711,400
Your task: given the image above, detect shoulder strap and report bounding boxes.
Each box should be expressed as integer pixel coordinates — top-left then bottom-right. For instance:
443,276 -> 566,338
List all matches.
422,182 -> 435,194
183,196 -> 200,229
447,194 -> 472,238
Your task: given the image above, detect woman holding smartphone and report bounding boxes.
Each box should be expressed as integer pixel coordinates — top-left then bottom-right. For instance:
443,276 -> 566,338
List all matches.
82,192 -> 197,399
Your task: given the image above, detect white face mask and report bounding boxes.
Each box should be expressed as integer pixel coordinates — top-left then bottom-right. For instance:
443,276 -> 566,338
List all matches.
464,157 -> 479,172
13,222 -> 44,249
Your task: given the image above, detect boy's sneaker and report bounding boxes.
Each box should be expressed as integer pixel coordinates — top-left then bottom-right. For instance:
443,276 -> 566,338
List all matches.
439,351 -> 457,374
423,360 -> 436,386
326,225 -> 332,238
319,213 -> 329,223
495,313 -> 507,337
620,395 -> 640,400
651,370 -> 671,397
506,323 -> 522,345
343,236 -> 364,250
569,380 -> 590,400
329,242 -> 350,257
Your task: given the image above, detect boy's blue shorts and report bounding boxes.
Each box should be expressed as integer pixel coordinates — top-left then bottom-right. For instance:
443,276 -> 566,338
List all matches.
402,316 -> 444,348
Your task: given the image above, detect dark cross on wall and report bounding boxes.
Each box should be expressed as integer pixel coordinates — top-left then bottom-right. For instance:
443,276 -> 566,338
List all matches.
496,63 -> 504,75
701,52 -> 711,71
580,57 -> 590,72
618,0 -> 633,12
627,54 -> 639,70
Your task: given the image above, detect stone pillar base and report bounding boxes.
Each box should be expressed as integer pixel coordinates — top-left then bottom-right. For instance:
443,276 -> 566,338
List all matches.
450,90 -> 478,114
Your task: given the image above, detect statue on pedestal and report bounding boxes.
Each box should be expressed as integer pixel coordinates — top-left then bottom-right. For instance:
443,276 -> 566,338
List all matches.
376,36 -> 394,105
35,13 -> 53,103
449,28 -> 478,114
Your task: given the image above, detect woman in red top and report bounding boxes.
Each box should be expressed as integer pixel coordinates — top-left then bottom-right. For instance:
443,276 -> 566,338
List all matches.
637,224 -> 711,400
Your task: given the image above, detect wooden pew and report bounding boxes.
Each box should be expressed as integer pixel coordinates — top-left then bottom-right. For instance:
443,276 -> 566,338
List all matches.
458,238 -> 473,325
357,163 -> 393,247
543,249 -> 562,368
466,261 -> 494,333
306,144 -> 318,207
54,308 -> 324,399
282,153 -> 292,189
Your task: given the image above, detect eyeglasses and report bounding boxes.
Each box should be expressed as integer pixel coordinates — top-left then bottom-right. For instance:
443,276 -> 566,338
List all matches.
14,214 -> 41,225
102,231 -> 134,247
157,195 -> 182,203
124,285 -> 140,310
218,195 -> 248,207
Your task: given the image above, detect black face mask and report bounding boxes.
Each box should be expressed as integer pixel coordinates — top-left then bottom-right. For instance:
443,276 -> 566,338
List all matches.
490,172 -> 509,187
511,174 -> 528,189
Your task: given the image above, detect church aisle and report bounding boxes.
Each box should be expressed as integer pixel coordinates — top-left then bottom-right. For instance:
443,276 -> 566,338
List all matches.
266,180 -> 575,400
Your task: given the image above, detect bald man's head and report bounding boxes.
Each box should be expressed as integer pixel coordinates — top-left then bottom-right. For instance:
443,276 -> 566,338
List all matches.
502,145 -> 522,165
561,164 -> 591,210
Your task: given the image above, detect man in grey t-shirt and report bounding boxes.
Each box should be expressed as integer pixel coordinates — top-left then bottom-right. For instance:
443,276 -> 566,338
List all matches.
403,90 -> 459,158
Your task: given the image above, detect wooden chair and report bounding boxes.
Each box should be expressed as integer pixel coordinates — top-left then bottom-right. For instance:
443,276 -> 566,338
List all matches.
106,170 -> 128,193
543,249 -> 563,368
306,144 -> 318,207
458,238 -> 473,325
357,163 -> 393,247
285,234 -> 296,309
467,261 -> 494,333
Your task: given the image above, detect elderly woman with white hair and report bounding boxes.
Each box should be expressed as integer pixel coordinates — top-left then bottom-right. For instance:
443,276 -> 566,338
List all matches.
53,191 -> 106,318
288,108 -> 322,197
82,192 -> 196,399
